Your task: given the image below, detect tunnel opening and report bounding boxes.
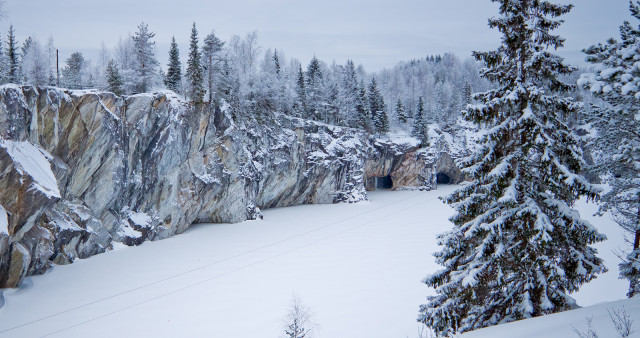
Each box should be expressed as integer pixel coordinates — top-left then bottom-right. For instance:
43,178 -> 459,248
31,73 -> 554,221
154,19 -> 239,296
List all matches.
376,175 -> 393,189
436,173 -> 451,185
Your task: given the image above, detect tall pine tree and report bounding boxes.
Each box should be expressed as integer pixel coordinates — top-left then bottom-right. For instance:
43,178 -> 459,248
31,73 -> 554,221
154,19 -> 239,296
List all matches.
294,64 -> 307,118
202,31 -> 224,103
419,1 -> 606,335
131,22 -> 159,93
165,36 -> 182,94
186,22 -> 204,103
412,96 -> 428,145
579,0 -> 640,298
306,56 -> 323,120
6,25 -> 19,84
356,81 -> 371,132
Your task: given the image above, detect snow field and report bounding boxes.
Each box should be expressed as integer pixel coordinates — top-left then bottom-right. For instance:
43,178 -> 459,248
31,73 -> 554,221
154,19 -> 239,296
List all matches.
0,185 -> 633,337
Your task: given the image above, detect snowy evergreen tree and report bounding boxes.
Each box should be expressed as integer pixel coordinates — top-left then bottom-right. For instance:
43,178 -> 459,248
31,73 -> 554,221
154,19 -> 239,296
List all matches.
368,78 -> 388,136
356,81 -> 371,132
186,22 -> 205,103
6,25 -> 19,84
306,56 -> 323,120
579,0 -> 640,298
419,1 -> 606,335
273,49 -> 281,76
165,36 -> 182,94
395,98 -> 408,124
340,59 -> 360,127
202,31 -> 224,103
411,96 -> 427,143
131,22 -> 159,93
62,52 -> 86,89
106,59 -> 124,96
294,64 -> 307,118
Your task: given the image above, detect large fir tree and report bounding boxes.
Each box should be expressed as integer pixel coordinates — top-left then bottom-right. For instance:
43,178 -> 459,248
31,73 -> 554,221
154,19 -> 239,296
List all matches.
579,0 -> 640,298
419,1 -> 606,335
186,22 -> 205,103
165,36 -> 182,94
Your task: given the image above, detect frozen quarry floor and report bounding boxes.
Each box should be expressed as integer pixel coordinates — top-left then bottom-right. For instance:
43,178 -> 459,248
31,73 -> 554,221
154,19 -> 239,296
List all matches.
0,185 -> 635,337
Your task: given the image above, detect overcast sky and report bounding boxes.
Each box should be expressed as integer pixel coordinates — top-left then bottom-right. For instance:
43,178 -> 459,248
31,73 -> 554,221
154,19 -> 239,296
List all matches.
2,0 -> 631,72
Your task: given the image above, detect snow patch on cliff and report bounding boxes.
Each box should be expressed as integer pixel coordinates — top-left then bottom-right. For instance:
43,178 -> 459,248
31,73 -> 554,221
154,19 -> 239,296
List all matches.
0,205 -> 8,235
0,139 -> 60,199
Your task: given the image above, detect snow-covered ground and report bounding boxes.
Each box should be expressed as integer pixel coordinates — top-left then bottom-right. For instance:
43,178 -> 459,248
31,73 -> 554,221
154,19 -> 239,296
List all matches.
0,185 -> 635,337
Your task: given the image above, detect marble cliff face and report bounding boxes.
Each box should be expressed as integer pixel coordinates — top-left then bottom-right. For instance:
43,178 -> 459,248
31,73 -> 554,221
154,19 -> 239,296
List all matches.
0,85 -> 457,289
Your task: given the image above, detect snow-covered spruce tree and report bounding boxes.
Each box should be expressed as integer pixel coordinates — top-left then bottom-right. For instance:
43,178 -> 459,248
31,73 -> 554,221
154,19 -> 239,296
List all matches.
186,22 -> 205,103
412,96 -> 428,144
294,64 -> 308,118
165,36 -> 182,94
62,51 -> 85,89
340,59 -> 361,128
306,56 -> 323,121
396,98 -> 408,124
202,31 -> 224,103
419,1 -> 607,335
6,25 -> 19,84
131,22 -> 159,93
356,81 -> 372,132
368,78 -> 388,136
273,49 -> 281,76
579,1 -> 640,298
106,59 -> 124,96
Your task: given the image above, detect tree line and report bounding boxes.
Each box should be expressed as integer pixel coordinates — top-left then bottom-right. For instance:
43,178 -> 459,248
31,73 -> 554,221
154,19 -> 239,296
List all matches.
0,23 -> 485,142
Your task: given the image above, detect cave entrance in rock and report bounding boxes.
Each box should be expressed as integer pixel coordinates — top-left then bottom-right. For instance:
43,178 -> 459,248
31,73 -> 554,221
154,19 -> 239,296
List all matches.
376,175 -> 393,189
436,173 -> 451,185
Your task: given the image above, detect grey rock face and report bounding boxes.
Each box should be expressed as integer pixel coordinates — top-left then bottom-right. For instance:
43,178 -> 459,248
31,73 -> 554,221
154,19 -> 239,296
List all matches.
0,86 -> 445,289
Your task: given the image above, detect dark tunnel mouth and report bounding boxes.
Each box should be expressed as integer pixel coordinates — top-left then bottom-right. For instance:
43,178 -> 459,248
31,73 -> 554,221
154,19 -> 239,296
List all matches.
376,175 -> 393,189
437,173 -> 452,184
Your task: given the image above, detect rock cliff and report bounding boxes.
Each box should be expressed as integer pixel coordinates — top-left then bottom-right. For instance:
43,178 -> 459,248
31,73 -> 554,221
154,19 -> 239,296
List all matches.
0,85 -> 443,289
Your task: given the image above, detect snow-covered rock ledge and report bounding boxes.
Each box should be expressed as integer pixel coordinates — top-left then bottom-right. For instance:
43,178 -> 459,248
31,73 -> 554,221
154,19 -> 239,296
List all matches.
0,85 -> 443,289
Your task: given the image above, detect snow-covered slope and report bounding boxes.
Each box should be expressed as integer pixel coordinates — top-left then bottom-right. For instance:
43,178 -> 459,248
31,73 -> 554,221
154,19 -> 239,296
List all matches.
462,297 -> 640,338
0,186 -> 630,337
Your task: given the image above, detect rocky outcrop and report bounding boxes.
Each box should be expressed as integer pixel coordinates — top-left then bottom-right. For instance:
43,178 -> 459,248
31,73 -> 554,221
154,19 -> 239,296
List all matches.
0,85 -> 449,289
364,140 -> 437,191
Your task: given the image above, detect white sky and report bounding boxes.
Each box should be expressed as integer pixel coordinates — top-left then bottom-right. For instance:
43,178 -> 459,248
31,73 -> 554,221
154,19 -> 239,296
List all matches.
2,0 -> 630,71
